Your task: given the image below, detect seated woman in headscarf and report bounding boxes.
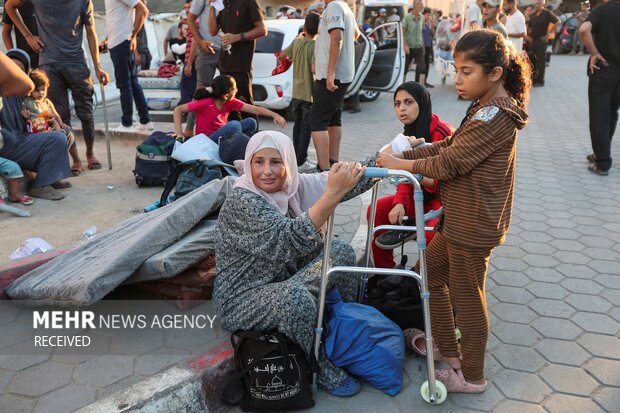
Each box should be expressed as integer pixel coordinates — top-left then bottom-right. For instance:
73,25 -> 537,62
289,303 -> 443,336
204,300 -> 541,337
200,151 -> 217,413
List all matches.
214,131 -> 377,397
366,81 -> 453,269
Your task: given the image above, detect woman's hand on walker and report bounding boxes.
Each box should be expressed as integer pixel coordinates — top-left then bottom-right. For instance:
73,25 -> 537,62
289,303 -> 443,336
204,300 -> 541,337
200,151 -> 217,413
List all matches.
376,153 -> 406,170
326,162 -> 365,197
388,204 -> 406,225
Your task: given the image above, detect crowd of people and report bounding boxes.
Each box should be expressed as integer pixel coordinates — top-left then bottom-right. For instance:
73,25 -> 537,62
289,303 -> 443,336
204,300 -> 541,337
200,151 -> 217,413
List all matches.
0,0 -> 617,404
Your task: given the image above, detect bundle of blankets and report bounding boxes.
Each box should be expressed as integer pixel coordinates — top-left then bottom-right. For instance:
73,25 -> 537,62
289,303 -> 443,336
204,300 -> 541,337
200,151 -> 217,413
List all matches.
6,178 -> 235,307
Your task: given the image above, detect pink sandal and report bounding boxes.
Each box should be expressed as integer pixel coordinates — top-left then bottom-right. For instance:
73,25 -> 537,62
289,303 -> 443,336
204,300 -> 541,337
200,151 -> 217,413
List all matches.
9,195 -> 34,205
403,328 -> 445,362
435,368 -> 487,393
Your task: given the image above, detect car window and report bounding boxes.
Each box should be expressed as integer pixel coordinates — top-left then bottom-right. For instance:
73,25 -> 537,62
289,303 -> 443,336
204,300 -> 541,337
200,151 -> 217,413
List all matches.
256,30 -> 285,53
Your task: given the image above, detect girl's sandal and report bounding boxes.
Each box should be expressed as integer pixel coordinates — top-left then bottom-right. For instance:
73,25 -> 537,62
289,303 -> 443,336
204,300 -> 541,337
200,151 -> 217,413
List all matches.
435,368 -> 487,394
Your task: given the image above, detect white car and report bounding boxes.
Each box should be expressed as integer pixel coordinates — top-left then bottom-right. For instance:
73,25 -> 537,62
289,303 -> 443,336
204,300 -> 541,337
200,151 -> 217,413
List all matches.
252,19 -> 405,118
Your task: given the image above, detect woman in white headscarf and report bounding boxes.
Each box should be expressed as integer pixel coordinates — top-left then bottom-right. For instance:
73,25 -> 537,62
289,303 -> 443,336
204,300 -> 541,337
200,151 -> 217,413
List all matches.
214,131 -> 377,397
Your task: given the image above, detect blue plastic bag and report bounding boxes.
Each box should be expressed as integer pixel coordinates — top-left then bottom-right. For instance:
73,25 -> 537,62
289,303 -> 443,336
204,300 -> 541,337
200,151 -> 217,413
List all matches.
324,287 -> 405,396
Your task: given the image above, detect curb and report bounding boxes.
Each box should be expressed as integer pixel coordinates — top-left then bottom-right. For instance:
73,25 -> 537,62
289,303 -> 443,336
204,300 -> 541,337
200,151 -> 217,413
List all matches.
77,339 -> 236,413
0,250 -> 66,299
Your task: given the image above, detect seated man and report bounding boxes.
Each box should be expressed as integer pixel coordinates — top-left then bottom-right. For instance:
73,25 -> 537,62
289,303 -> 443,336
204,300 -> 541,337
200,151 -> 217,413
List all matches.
0,49 -> 71,200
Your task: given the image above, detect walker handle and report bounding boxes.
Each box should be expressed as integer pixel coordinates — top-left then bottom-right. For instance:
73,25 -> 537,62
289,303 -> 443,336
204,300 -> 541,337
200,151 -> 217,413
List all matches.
364,167 -> 388,178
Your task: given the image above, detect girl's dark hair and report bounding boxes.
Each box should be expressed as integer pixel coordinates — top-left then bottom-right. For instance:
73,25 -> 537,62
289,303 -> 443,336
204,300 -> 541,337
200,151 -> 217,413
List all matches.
454,29 -> 532,109
193,75 -> 236,100
28,69 -> 49,90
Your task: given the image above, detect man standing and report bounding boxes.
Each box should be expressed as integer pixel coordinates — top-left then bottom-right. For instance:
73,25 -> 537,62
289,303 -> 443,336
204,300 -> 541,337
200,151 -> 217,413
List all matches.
570,1 -> 590,55
386,8 -> 401,44
104,0 -> 152,132
164,1 -> 191,57
482,0 -> 508,38
6,0 -> 110,171
526,0 -> 559,87
374,8 -> 387,45
186,0 -> 220,136
464,0 -> 484,34
402,0 -> 426,85
2,0 -> 39,68
579,0 -> 620,176
504,0 -> 526,53
310,0 -> 358,171
208,0 -> 266,122
417,7 -> 435,87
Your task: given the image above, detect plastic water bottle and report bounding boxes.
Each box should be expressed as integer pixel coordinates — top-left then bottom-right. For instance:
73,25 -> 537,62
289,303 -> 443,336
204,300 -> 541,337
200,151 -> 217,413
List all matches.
82,226 -> 97,239
144,200 -> 160,212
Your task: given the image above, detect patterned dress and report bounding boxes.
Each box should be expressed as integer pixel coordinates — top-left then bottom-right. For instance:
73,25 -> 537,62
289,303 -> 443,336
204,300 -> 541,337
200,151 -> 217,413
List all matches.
214,156 -> 377,389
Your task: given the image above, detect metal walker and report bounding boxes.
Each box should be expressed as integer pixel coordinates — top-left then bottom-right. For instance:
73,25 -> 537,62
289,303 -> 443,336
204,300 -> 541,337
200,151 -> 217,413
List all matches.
312,167 -> 448,404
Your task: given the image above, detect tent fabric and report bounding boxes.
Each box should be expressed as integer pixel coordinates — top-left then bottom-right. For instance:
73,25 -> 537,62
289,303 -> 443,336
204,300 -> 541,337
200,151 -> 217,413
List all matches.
6,177 -> 234,306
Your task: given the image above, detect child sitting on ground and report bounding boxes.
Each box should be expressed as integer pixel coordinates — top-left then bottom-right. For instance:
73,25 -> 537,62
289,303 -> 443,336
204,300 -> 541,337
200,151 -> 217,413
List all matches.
21,70 -> 82,176
0,156 -> 33,205
377,29 -> 530,394
277,12 -> 319,171
173,75 -> 286,143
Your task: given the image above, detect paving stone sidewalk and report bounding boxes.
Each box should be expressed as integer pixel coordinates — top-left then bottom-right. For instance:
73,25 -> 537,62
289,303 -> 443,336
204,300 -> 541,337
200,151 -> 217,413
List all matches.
1,55 -> 619,412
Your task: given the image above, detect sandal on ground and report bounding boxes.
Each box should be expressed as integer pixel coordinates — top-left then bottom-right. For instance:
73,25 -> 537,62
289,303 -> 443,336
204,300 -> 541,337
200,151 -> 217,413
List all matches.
29,186 -> 64,201
9,195 -> 34,205
87,157 -> 102,170
71,165 -> 82,176
51,180 -> 72,189
325,376 -> 361,397
404,328 -> 445,362
435,368 -> 487,394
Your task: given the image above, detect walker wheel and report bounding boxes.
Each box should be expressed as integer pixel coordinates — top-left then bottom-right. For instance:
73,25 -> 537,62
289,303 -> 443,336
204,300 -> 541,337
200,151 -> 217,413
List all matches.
421,380 -> 448,404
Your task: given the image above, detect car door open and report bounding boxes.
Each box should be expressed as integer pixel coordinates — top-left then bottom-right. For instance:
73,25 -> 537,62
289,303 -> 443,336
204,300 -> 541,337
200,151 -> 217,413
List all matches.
362,21 -> 405,93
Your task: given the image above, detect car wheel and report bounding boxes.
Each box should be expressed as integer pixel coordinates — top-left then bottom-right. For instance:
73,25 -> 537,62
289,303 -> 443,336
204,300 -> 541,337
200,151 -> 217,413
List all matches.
359,88 -> 380,102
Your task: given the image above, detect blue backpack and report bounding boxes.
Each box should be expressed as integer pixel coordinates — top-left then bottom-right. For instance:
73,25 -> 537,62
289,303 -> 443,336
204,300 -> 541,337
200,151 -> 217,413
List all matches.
133,131 -> 176,187
324,287 -> 405,396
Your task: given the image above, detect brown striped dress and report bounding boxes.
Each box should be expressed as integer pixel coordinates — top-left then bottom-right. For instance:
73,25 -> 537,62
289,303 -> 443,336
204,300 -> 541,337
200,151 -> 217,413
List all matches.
403,97 -> 528,382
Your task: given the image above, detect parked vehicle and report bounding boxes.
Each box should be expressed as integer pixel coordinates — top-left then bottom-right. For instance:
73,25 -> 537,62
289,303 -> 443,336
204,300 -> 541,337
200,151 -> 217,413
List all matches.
252,19 -> 305,119
252,19 -> 405,118
553,16 -> 578,55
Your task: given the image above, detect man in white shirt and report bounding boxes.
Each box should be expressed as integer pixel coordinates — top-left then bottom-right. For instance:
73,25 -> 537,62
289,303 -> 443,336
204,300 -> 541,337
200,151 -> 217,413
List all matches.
463,0 -> 484,34
310,0 -> 359,171
104,0 -> 152,131
503,0 -> 526,52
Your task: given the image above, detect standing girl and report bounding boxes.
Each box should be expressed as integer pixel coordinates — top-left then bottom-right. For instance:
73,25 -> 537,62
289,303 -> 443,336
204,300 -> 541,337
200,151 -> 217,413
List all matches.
366,81 -> 452,269
173,75 -> 285,143
377,29 -> 530,393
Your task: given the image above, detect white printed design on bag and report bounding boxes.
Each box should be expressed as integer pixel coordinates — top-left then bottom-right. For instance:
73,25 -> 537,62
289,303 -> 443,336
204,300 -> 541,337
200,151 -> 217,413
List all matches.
247,354 -> 302,400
